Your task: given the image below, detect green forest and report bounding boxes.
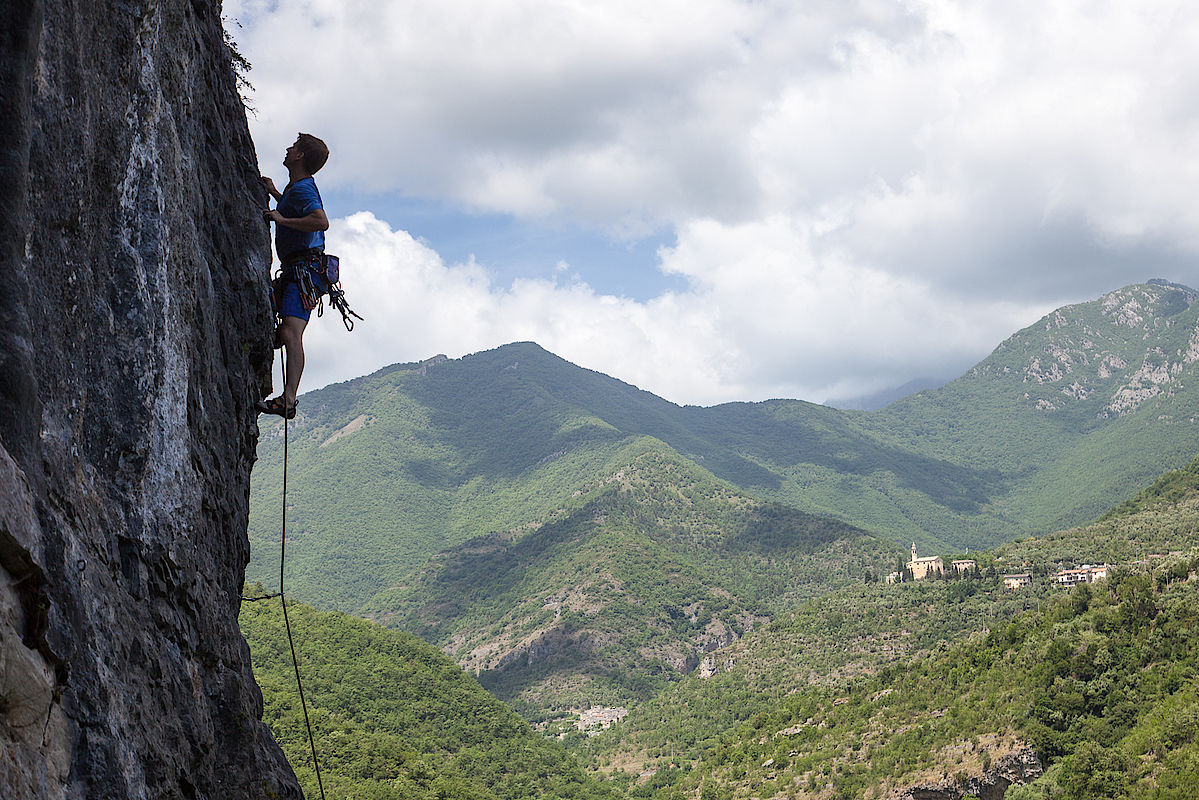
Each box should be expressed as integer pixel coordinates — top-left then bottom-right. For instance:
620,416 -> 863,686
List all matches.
245,453 -> 1199,798
623,552 -> 1199,800
242,283 -> 1199,797
575,455 -> 1199,798
249,283 -> 1199,621
240,593 -> 620,800
362,445 -> 899,713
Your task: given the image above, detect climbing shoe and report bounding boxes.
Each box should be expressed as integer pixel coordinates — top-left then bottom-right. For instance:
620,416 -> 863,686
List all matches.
256,396 -> 297,420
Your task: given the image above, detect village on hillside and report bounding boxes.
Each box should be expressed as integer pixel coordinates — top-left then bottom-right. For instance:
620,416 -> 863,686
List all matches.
887,543 -> 1181,590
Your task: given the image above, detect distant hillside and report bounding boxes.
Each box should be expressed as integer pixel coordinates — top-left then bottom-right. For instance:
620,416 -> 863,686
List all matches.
239,592 -> 620,800
247,282 -> 1199,724
864,282 -> 1199,534
578,456 -> 1199,798
250,283 -> 1199,608
360,444 -> 899,713
607,551 -> 1199,800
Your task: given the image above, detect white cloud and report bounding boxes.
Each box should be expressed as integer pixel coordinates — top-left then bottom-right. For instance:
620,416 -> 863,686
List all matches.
228,0 -> 1199,403
231,0 -> 1199,268
300,212 -> 726,402
297,212 -> 1046,405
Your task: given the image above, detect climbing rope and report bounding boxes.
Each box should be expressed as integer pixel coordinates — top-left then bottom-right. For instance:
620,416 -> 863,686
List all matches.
277,359 -> 327,800
240,591 -> 281,602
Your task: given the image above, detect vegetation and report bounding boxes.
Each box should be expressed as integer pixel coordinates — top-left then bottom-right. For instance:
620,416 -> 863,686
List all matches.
576,455 -> 1199,798
239,590 -> 620,800
986,456 -> 1199,573
578,579 -> 1041,778
362,445 -> 899,712
250,284 -> 1199,618
221,16 -> 254,100
619,553 -> 1199,800
244,453 -> 1199,798
241,282 -> 1199,795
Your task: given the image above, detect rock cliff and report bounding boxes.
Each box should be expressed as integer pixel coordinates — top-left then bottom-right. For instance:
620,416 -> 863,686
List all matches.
1,1 -> 297,797
890,747 -> 1043,800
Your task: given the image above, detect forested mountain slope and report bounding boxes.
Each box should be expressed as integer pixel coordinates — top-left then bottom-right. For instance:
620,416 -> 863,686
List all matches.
863,280 -> 1199,534
599,551 -> 1199,800
579,454 -> 1199,799
361,444 -> 898,713
247,281 -> 1199,730
250,282 -> 1199,616
240,593 -> 621,800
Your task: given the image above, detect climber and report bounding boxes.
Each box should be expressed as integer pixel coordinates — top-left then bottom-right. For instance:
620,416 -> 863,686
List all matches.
256,133 -> 330,419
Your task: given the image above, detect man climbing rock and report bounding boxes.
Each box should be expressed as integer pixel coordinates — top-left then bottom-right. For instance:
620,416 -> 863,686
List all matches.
257,133 -> 330,419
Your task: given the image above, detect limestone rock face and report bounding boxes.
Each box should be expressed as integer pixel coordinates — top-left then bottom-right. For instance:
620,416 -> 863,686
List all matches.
0,1 -> 296,798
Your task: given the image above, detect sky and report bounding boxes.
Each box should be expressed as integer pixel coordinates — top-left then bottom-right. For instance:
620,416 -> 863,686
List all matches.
222,0 -> 1199,407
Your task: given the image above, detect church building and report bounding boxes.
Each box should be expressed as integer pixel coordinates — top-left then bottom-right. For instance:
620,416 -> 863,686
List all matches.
907,543 -> 945,580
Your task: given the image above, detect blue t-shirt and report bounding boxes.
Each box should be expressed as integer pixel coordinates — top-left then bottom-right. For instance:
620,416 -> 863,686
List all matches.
275,177 -> 324,260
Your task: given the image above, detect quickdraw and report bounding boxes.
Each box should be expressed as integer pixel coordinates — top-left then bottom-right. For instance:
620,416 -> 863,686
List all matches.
325,286 -> 363,331
290,260 -> 323,312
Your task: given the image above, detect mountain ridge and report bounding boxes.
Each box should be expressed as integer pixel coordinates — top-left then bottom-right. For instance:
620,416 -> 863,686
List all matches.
252,281 -> 1199,585
361,443 -> 898,712
248,280 -> 1199,721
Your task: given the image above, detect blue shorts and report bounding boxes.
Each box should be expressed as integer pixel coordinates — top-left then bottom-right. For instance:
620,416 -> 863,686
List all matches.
276,262 -> 328,323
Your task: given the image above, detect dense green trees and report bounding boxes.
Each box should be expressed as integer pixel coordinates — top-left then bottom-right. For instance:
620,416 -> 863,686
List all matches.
357,448 -> 898,712
575,459 -> 1199,798
250,285 -> 1199,623
241,286 -> 1199,797
240,592 -> 620,800
243,532 -> 1199,798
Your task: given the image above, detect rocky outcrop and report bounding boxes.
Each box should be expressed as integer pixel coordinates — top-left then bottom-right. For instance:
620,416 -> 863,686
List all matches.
891,747 -> 1043,800
0,1 -> 295,798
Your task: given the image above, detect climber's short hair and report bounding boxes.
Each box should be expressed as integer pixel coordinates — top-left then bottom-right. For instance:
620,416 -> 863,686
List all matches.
296,132 -> 329,175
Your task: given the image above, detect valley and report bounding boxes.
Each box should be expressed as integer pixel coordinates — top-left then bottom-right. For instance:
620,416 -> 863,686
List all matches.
244,281 -> 1199,798
244,453 -> 1199,799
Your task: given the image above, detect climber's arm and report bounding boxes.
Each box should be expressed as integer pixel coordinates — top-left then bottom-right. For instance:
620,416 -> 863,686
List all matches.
263,207 -> 329,232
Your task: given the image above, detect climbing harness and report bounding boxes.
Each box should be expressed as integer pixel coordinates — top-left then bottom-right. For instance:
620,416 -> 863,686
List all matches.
277,249 -> 364,331
275,358 -> 327,800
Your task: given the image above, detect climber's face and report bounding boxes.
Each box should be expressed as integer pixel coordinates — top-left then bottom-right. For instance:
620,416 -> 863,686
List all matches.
283,140 -> 304,168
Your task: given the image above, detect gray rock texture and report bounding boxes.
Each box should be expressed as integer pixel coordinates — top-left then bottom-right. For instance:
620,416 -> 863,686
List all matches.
0,0 -> 297,798
891,747 -> 1043,800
